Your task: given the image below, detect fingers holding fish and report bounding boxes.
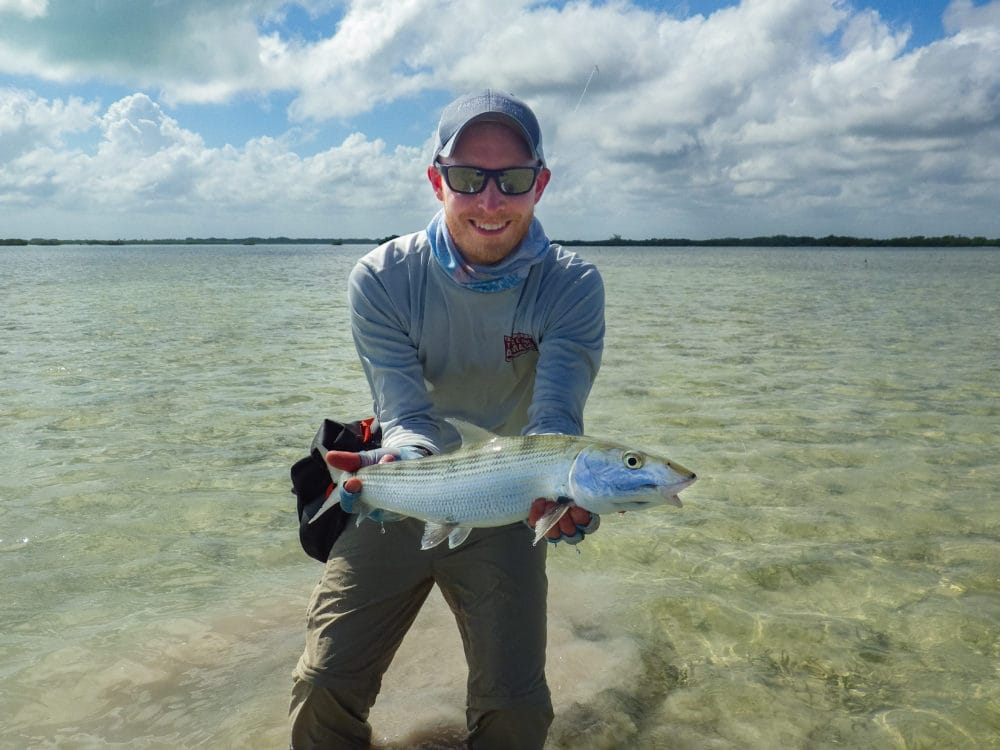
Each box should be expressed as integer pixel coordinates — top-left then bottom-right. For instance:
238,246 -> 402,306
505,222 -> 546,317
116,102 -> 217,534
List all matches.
528,498 -> 599,544
325,446 -> 415,472
338,476 -> 364,512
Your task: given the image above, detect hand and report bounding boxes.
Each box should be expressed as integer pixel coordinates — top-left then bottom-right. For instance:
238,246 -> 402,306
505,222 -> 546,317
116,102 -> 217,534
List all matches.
325,445 -> 427,473
336,475 -> 364,514
325,446 -> 427,520
528,498 -> 600,545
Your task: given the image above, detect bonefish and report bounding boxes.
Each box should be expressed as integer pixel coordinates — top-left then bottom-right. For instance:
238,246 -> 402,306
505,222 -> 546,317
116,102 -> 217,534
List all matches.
310,422 -> 696,550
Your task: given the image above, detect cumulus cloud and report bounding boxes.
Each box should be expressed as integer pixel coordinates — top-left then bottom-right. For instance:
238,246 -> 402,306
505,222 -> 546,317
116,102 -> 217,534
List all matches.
944,0 -> 1000,32
0,0 -> 277,97
0,0 -> 998,239
533,0 -> 1000,237
281,0 -> 440,120
0,0 -> 47,19
0,87 -> 97,161
0,90 -> 431,237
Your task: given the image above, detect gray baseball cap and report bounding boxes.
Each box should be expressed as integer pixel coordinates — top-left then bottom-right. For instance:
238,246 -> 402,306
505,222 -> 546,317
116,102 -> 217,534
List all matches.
433,89 -> 545,164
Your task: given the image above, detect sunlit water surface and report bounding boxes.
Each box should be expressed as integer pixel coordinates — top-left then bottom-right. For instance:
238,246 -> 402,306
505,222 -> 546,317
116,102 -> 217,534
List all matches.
2,244 -> 998,749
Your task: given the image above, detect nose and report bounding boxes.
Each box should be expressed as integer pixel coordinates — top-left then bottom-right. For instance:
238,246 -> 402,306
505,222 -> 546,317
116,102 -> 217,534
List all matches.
476,178 -> 506,210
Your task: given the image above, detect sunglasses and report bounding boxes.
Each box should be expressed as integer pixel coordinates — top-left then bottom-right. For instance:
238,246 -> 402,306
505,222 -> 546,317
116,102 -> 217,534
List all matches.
435,162 -> 542,196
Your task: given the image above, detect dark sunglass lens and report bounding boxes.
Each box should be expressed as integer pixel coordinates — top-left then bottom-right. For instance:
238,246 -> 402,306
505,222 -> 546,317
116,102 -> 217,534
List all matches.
498,168 -> 537,194
445,166 -> 485,193
439,164 -> 538,194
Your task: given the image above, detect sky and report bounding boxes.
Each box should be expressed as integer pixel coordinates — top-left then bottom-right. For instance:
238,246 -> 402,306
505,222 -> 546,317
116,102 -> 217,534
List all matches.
1,0 -> 998,241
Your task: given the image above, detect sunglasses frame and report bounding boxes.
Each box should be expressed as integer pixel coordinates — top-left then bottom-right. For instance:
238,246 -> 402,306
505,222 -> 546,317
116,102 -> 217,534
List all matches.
435,161 -> 542,196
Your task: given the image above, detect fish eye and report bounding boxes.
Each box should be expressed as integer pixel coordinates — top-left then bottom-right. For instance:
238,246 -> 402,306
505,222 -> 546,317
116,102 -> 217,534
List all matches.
622,451 -> 644,470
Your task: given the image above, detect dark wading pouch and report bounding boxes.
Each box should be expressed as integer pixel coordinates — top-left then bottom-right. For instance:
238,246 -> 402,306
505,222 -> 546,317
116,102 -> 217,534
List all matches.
290,417 -> 381,562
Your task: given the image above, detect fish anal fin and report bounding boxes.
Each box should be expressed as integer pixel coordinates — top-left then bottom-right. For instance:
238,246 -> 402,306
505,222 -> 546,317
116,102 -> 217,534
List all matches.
447,527 -> 474,549
421,522 -> 456,550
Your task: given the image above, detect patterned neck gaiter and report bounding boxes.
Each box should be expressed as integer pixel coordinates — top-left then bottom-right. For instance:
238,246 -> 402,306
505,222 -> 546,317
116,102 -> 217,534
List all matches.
426,209 -> 551,293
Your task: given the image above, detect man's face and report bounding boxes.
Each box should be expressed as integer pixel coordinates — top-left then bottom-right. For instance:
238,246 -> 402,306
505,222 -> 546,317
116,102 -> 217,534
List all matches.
428,121 -> 551,266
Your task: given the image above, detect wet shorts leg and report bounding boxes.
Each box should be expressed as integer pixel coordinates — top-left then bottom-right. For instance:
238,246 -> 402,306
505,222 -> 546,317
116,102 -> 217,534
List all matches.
435,523 -> 553,749
289,677 -> 374,750
291,518 -> 434,748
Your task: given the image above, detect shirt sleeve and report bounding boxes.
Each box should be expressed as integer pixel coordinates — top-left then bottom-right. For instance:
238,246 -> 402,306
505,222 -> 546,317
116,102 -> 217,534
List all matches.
347,257 -> 443,454
524,257 -> 605,436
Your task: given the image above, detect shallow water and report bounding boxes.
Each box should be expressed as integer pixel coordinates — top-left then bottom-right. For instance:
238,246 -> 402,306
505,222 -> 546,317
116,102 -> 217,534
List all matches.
2,244 -> 998,748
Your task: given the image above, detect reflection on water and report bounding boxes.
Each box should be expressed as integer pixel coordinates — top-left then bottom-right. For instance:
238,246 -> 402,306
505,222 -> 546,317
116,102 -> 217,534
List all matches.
2,245 -> 998,748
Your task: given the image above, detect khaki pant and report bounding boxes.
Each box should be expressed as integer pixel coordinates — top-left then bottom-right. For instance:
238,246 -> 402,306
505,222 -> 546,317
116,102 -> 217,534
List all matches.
290,516 -> 552,749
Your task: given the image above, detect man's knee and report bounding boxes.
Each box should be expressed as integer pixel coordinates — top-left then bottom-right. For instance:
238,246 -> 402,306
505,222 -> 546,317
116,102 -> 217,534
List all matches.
289,675 -> 376,750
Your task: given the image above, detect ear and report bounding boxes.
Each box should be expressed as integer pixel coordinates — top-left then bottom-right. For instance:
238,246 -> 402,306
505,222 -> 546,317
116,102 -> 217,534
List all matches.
427,165 -> 445,202
532,167 -> 552,204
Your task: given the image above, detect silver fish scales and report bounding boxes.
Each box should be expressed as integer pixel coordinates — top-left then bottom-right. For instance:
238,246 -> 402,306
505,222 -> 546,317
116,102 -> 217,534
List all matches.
311,425 -> 696,550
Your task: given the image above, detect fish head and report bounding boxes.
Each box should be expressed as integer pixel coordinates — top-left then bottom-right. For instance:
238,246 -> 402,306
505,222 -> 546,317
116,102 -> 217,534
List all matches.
567,442 -> 697,513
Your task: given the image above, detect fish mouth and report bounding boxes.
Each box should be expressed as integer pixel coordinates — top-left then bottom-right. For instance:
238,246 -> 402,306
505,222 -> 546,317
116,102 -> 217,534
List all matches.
615,489 -> 686,510
621,477 -> 696,509
656,477 -> 697,495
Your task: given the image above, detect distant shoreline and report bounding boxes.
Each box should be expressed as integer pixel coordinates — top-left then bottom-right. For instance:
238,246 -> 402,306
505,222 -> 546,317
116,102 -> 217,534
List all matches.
2,234 -> 998,248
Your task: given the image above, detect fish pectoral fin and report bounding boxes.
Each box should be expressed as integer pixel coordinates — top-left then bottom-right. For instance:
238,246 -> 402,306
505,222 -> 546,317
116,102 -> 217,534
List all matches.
420,522 -> 456,550
532,501 -> 573,546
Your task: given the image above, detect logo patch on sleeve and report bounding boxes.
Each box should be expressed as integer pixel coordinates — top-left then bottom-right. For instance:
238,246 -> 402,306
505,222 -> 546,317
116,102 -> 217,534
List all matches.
504,333 -> 538,362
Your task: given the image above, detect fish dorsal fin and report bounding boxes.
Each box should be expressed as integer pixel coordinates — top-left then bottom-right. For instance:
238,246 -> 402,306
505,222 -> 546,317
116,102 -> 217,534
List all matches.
531,499 -> 573,546
421,522 -> 456,550
444,418 -> 496,448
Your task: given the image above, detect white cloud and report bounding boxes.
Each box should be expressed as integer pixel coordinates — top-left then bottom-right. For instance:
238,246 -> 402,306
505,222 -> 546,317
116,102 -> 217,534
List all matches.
944,0 -> 1000,33
0,87 -> 98,161
0,0 -> 998,239
278,0 -> 447,121
0,0 -> 47,19
0,0 -> 282,98
534,0 -> 1000,237
0,90 -> 433,237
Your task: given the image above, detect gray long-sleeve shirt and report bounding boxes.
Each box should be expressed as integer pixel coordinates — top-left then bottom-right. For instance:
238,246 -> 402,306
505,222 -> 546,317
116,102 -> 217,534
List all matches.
347,230 -> 605,454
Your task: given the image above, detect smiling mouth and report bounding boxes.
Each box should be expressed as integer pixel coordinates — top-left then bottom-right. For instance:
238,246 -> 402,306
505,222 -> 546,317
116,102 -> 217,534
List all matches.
472,220 -> 509,233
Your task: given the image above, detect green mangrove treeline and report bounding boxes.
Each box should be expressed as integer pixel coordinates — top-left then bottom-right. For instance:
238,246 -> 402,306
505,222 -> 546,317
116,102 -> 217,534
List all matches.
562,234 -> 1000,247
2,234 -> 998,248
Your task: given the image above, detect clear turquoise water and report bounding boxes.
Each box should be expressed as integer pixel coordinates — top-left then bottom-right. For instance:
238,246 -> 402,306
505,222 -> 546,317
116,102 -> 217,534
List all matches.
2,244 -> 998,749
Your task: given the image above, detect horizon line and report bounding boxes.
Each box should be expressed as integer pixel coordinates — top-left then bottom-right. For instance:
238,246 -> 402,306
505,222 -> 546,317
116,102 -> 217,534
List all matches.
3,234 -> 999,248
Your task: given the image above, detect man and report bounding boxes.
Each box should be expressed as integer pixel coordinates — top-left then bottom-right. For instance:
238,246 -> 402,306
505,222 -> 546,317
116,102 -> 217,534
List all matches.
290,90 -> 605,749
